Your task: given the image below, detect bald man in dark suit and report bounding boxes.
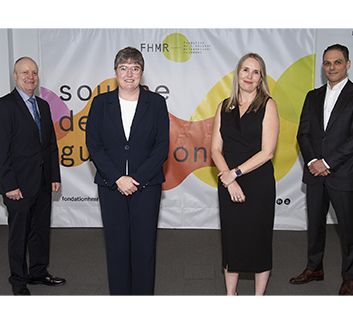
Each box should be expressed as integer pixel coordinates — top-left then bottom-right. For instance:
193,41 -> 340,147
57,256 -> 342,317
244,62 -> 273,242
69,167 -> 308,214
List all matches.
0,57 -> 65,295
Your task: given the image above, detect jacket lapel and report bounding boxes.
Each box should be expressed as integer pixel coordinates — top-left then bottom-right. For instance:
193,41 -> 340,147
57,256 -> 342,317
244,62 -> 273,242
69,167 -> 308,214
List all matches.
325,80 -> 353,133
315,86 -> 326,132
35,96 -> 46,142
13,89 -> 42,142
129,86 -> 149,140
13,89 -> 33,119
108,89 -> 126,140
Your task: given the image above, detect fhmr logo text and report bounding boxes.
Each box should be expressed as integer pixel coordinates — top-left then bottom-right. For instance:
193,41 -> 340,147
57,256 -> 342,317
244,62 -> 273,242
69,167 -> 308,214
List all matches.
141,33 -> 192,63
140,43 -> 169,52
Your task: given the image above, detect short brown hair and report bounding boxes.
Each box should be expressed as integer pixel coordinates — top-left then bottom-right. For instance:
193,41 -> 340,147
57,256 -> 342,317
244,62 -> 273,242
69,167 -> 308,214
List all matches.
114,47 -> 144,71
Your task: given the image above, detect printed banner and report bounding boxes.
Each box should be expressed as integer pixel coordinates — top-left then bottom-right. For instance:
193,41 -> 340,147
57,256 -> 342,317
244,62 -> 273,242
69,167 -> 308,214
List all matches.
1,29 -> 318,229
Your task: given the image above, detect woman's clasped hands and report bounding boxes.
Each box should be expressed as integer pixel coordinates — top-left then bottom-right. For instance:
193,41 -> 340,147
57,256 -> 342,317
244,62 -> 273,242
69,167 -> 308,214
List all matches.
219,170 -> 246,203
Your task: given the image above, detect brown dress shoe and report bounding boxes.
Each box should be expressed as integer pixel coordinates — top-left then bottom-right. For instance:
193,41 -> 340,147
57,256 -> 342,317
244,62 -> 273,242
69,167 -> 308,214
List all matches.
339,280 -> 353,295
289,268 -> 324,284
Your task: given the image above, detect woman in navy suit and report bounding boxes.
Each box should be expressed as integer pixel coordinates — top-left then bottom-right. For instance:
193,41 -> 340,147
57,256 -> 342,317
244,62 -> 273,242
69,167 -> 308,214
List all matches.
86,47 -> 169,295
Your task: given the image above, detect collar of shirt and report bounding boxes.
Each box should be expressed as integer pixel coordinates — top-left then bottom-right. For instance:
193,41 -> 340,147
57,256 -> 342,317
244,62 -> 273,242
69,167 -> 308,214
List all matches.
16,87 -> 40,117
323,77 -> 348,130
326,77 -> 348,93
16,87 -> 32,102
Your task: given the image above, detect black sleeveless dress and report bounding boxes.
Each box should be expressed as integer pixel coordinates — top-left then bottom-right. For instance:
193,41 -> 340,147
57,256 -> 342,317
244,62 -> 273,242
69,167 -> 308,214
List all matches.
218,99 -> 275,273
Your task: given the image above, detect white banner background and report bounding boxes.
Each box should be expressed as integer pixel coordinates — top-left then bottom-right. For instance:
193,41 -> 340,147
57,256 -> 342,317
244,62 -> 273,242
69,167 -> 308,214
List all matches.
1,29 -> 351,229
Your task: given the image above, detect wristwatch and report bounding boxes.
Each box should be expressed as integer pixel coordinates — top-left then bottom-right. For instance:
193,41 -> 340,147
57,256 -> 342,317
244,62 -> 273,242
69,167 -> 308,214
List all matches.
234,167 -> 242,178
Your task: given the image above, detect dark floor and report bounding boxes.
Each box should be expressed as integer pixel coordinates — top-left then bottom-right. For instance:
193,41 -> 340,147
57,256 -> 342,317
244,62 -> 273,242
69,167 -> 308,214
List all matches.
0,225 -> 344,295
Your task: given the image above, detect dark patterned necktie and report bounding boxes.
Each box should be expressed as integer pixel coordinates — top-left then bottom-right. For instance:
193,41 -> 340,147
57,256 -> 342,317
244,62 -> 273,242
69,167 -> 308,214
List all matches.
28,97 -> 42,141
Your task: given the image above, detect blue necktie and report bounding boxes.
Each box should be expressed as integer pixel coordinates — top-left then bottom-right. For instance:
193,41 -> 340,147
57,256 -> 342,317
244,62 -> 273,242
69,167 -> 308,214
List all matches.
28,97 -> 42,141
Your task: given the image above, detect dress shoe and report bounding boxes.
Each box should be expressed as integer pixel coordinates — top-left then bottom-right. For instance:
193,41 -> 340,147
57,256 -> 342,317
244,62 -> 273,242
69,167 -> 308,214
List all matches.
289,268 -> 324,284
339,279 -> 353,295
12,286 -> 31,295
28,274 -> 66,286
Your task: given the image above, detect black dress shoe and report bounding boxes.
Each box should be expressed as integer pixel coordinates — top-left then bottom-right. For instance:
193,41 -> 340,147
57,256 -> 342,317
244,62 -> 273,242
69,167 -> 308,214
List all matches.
339,279 -> 353,295
28,274 -> 66,286
13,286 -> 31,295
289,268 -> 324,284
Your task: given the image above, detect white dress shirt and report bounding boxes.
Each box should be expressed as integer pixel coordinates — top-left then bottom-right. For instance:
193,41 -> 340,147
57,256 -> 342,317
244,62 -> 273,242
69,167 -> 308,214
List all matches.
308,77 -> 348,169
119,97 -> 137,174
323,77 -> 348,130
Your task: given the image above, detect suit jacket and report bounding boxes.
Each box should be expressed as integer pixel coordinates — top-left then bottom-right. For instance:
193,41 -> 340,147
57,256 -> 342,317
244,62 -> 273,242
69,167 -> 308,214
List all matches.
297,80 -> 353,190
86,86 -> 170,189
0,89 -> 61,197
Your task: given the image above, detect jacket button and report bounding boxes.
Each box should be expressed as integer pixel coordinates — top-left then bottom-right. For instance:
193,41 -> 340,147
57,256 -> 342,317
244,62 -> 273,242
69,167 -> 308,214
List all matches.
124,145 -> 130,150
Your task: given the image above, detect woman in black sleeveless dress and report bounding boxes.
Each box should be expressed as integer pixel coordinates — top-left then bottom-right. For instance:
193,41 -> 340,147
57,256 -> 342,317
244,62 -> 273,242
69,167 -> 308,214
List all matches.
211,53 -> 279,295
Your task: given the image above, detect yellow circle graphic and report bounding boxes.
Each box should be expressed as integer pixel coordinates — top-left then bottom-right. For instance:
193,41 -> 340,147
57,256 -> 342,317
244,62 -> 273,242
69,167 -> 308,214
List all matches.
162,32 -> 192,62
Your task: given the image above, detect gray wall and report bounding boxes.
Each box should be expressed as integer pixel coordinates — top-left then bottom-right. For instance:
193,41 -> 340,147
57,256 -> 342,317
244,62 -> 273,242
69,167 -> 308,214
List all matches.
0,29 -> 40,95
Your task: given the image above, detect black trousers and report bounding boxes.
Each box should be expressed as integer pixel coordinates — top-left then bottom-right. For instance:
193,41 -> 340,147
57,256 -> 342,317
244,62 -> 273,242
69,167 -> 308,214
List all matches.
306,182 -> 353,280
4,184 -> 51,288
98,184 -> 162,295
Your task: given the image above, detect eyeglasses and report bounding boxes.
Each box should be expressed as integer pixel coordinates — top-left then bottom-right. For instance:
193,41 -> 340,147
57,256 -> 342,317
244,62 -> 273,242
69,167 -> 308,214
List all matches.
117,65 -> 142,74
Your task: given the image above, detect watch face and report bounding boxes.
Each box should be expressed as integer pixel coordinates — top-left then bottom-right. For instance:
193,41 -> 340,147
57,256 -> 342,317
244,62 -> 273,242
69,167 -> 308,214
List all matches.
236,169 -> 242,177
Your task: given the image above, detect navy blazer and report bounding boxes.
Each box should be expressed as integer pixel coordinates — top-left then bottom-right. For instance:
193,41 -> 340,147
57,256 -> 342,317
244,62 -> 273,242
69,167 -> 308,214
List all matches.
86,86 -> 170,189
297,80 -> 353,190
0,89 -> 61,196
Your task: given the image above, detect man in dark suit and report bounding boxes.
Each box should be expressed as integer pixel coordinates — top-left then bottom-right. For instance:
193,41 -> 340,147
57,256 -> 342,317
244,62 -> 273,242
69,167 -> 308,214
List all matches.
290,44 -> 353,295
0,57 -> 66,295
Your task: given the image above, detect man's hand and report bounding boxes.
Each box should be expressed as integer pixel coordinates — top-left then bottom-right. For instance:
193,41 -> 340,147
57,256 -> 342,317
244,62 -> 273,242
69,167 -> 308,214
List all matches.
5,188 -> 23,200
309,159 -> 330,177
52,182 -> 61,192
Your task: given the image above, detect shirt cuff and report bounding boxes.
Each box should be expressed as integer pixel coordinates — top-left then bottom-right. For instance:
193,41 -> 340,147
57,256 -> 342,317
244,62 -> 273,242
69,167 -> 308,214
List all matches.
322,159 -> 330,169
307,158 -> 317,167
